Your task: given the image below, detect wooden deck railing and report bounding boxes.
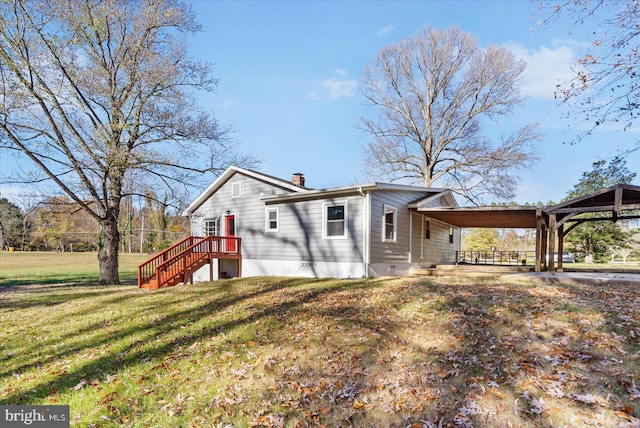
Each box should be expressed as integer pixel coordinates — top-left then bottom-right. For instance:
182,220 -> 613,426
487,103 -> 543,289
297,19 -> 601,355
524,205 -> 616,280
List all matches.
137,236 -> 205,287
138,236 -> 242,289
456,250 -> 535,266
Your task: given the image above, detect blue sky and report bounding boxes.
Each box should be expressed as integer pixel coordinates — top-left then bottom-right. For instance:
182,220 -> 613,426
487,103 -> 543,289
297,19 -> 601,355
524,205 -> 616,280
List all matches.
187,0 -> 639,204
1,0 -> 638,206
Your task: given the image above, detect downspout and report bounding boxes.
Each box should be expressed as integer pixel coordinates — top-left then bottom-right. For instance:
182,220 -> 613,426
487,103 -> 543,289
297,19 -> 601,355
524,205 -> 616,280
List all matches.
408,210 -> 413,264
358,187 -> 370,278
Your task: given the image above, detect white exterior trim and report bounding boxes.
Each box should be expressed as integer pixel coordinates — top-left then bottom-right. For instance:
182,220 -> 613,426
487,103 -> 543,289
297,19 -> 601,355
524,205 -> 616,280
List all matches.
241,259 -> 365,279
265,207 -> 279,232
322,201 -> 348,239
192,259 -> 423,282
382,204 -> 398,243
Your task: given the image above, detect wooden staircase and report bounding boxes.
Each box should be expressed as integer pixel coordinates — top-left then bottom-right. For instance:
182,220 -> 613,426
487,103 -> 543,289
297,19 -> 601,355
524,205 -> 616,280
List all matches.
138,236 -> 242,290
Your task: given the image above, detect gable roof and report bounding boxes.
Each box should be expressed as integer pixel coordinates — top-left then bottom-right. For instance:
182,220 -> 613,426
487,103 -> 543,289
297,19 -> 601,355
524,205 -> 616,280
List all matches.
184,165 -> 458,215
262,182 -> 452,204
408,190 -> 459,209
182,165 -> 308,216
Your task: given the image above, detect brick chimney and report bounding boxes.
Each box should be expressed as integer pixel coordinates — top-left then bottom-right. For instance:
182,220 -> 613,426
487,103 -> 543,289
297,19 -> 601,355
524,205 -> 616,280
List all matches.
292,172 -> 305,187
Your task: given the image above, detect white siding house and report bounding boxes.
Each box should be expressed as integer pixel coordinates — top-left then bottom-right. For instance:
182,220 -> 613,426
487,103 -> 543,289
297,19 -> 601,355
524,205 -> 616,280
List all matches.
182,166 -> 460,280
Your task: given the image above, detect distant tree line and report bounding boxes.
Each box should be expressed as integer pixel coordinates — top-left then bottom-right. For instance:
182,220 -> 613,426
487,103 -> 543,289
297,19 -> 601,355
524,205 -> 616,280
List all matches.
0,195 -> 188,253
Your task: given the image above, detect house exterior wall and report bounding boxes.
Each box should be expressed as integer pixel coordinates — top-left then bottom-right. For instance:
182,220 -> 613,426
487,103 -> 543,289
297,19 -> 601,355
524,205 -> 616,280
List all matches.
367,191 -> 460,276
368,190 -> 425,276
410,212 -> 460,266
188,171 -> 459,280
190,172 -> 366,279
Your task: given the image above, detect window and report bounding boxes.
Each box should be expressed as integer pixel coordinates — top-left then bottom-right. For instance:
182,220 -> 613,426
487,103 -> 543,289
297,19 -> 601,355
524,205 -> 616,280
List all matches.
449,226 -> 454,244
203,218 -> 220,236
231,182 -> 242,198
265,208 -> 279,232
424,219 -> 431,240
324,203 -> 347,238
383,205 -> 397,242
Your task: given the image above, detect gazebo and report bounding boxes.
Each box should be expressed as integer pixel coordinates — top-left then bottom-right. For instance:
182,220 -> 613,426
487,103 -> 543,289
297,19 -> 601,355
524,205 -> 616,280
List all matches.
415,183 -> 640,272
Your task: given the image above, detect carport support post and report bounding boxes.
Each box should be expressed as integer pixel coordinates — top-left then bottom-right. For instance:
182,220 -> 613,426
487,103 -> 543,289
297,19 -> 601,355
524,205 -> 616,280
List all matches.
535,208 -> 549,272
557,224 -> 564,272
535,209 -> 546,272
548,213 -> 556,272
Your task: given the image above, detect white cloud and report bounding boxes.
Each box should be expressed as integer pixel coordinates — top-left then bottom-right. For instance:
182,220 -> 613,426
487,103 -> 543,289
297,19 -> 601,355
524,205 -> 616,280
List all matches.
321,77 -> 357,100
503,42 -> 577,99
333,68 -> 348,77
376,25 -> 394,38
308,70 -> 357,100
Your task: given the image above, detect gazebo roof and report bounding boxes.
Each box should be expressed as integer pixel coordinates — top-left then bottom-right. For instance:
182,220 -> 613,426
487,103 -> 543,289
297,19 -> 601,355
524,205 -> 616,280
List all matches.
546,183 -> 640,215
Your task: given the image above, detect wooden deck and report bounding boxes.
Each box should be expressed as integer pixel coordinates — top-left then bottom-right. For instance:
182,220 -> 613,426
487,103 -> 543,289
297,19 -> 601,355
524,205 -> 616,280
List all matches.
138,236 -> 242,290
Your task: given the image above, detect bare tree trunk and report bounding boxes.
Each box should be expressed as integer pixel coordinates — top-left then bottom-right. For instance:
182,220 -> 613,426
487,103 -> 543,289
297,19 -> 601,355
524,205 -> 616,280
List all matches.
98,217 -> 120,285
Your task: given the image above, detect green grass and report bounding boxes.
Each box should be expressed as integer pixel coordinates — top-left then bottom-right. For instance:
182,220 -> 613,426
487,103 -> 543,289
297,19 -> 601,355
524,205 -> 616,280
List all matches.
566,262 -> 640,272
0,251 -> 150,286
0,253 -> 639,427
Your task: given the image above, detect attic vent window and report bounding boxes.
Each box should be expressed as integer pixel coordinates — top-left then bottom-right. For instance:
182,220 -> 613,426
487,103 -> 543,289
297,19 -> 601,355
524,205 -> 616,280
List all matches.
231,182 -> 242,198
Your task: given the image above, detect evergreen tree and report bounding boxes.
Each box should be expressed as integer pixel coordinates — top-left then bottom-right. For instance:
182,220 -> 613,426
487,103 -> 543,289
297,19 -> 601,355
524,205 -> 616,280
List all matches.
564,158 -> 636,201
564,158 -> 636,262
0,198 -> 23,250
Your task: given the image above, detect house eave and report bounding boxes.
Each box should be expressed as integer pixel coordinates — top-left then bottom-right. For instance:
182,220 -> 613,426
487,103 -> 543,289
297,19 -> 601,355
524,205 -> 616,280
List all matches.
262,182 -> 449,204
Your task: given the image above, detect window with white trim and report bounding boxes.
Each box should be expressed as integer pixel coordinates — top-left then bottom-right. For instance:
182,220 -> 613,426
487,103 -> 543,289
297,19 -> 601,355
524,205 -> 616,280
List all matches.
383,205 -> 397,242
203,218 -> 220,236
324,203 -> 347,238
265,207 -> 279,232
449,226 -> 454,244
231,182 -> 242,198
424,219 -> 431,240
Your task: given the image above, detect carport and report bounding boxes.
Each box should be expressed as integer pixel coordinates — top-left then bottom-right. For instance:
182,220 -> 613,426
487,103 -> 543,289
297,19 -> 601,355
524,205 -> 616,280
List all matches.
416,184 -> 640,272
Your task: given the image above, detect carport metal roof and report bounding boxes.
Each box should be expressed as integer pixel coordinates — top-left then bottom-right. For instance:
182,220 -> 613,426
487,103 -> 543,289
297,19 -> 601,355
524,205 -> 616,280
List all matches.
415,183 -> 640,228
414,205 -> 539,228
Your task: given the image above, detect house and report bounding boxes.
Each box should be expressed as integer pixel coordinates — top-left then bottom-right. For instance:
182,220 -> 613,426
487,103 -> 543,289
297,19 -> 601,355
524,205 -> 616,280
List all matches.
181,165 -> 461,280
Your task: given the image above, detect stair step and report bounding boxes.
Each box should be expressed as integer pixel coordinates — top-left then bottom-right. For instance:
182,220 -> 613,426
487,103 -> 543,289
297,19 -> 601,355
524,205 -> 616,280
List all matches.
138,236 -> 242,289
141,278 -> 159,290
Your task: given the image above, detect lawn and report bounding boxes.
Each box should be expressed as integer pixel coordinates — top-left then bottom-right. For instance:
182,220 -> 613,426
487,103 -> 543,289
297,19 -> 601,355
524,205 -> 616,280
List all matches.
0,261 -> 639,427
567,263 -> 640,272
0,251 -> 150,286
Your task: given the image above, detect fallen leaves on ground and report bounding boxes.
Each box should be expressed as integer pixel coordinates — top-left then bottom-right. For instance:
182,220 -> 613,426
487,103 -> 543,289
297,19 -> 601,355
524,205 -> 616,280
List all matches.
1,276 -> 638,427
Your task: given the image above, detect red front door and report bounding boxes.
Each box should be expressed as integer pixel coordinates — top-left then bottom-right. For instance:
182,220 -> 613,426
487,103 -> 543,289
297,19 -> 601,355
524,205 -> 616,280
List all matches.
225,214 -> 236,252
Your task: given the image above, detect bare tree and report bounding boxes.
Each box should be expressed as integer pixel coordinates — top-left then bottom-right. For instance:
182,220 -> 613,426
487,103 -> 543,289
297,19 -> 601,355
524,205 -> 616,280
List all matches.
541,0 -> 640,152
0,0 -> 253,284
360,26 -> 540,204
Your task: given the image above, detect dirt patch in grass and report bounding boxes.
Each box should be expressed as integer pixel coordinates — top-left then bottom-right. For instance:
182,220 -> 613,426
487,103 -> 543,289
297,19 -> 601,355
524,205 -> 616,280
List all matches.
0,276 -> 638,427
